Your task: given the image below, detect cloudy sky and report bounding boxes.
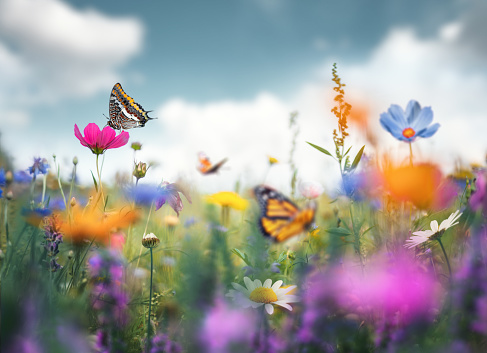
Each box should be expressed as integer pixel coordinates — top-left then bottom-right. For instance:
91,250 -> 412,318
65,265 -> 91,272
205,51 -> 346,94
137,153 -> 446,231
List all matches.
1,0 -> 486,194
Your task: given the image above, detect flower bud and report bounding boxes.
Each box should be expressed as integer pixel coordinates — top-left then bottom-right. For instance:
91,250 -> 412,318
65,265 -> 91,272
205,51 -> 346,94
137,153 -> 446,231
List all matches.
70,197 -> 77,207
5,171 -> 13,184
142,233 -> 160,248
131,142 -> 142,151
6,191 -> 13,200
133,162 -> 147,180
73,156 -> 78,165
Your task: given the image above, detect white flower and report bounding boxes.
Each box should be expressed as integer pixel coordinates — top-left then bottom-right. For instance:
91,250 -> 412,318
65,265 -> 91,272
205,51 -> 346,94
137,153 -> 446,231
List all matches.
404,210 -> 462,249
298,181 -> 324,199
226,277 -> 299,315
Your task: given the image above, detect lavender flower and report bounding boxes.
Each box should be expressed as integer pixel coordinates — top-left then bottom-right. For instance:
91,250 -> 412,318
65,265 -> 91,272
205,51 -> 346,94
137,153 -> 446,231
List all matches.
43,215 -> 63,272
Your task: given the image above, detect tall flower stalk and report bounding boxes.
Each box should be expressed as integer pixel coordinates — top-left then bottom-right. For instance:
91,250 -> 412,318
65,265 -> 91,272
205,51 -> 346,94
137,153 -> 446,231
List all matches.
142,233 -> 160,353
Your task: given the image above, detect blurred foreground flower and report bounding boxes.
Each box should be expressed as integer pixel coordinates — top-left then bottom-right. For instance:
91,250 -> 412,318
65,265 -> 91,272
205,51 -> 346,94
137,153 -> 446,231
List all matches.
206,191 -> 249,210
405,210 -> 462,249
226,277 -> 299,315
298,180 -> 324,199
59,208 -> 138,245
74,123 -> 129,155
200,297 -> 256,353
381,163 -> 457,210
380,100 -> 440,142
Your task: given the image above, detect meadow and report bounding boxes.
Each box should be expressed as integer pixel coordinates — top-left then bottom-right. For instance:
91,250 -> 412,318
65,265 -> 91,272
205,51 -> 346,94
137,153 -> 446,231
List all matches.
1,65 -> 486,353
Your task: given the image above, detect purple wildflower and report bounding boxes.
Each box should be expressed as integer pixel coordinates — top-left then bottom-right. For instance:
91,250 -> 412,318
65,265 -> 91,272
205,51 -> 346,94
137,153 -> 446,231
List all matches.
43,215 -> 63,272
199,297 -> 256,353
155,181 -> 192,216
150,334 -> 182,353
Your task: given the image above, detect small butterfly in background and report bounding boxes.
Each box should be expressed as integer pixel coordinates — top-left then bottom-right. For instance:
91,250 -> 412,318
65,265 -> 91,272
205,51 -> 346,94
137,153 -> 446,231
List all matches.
254,185 -> 316,242
197,152 -> 228,175
107,83 -> 156,130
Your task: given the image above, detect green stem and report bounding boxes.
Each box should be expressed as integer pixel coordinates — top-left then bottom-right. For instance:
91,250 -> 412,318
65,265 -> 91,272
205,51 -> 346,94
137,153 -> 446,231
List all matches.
408,142 -> 413,166
41,174 -> 47,205
146,248 -> 154,353
96,154 -> 105,209
437,238 -> 452,283
55,159 -> 68,210
349,203 -> 365,275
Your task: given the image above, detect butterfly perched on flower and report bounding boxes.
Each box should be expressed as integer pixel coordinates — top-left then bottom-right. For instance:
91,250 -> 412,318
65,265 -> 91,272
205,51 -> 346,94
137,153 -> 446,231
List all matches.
197,152 -> 228,175
107,83 -> 155,130
254,185 -> 316,242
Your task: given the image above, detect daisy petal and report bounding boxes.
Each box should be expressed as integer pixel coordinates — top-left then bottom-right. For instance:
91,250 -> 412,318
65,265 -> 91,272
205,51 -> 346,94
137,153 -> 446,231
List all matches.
254,279 -> 263,288
244,277 -> 255,292
263,279 -> 272,288
271,280 -> 283,291
232,282 -> 250,295
265,304 -> 274,315
274,301 -> 293,311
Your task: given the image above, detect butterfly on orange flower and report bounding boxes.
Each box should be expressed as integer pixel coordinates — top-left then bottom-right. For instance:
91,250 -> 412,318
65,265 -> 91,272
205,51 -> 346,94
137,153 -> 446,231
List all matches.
107,83 -> 156,130
197,152 -> 228,175
253,185 -> 316,242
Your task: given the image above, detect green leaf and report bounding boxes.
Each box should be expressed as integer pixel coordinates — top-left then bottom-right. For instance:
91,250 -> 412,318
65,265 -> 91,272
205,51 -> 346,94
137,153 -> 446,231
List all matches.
325,227 -> 353,236
350,145 -> 365,171
307,142 -> 333,157
90,171 -> 98,193
231,248 -> 253,267
343,145 -> 352,157
276,251 -> 287,264
361,225 -> 376,237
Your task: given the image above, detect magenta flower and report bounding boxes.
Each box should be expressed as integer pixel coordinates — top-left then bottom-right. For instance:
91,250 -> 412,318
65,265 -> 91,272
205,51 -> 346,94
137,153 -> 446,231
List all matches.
74,123 -> 129,155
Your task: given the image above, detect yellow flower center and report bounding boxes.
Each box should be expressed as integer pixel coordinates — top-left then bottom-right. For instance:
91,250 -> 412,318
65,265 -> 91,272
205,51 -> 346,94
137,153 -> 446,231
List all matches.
402,127 -> 416,139
249,287 -> 278,303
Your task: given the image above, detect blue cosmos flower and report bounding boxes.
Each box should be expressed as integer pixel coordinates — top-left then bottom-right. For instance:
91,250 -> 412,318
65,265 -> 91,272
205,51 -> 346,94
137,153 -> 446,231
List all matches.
380,100 -> 440,142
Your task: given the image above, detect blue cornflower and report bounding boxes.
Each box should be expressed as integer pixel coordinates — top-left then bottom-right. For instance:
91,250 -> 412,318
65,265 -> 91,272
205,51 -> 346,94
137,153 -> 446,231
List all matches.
0,168 -> 5,186
28,157 -> 50,180
14,170 -> 32,183
380,100 -> 440,142
0,189 -> 2,198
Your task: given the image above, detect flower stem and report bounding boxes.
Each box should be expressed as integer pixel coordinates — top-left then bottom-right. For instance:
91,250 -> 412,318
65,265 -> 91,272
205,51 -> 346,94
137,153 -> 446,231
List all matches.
408,142 -> 413,166
146,247 -> 154,353
96,154 -> 105,209
437,238 -> 452,283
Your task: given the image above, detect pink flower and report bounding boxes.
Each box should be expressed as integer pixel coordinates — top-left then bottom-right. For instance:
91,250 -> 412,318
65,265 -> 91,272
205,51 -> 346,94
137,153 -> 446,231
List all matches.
74,123 -> 129,155
298,180 -> 324,199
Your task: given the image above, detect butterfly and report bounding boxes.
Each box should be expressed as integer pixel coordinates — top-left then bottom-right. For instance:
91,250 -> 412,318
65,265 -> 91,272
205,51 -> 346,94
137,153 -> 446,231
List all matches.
197,152 -> 228,175
254,185 -> 316,242
107,83 -> 155,130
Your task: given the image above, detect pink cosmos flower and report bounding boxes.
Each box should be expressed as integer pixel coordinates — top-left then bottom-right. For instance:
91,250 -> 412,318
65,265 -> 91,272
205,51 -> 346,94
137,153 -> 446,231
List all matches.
74,123 -> 129,155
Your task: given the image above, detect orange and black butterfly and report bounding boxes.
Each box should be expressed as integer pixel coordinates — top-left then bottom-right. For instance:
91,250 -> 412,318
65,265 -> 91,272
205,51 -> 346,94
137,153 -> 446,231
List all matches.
254,185 -> 316,242
197,152 -> 228,175
108,83 -> 155,130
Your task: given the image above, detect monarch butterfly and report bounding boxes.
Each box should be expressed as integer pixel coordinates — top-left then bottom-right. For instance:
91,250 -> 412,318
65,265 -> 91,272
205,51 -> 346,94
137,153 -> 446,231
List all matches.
197,152 -> 228,175
107,83 -> 155,130
254,185 -> 316,242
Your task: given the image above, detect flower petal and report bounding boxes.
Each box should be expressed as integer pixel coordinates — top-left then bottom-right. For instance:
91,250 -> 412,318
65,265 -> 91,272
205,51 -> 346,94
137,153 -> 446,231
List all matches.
405,100 -> 422,126
232,282 -> 250,296
410,106 -> 433,131
254,279 -> 263,288
106,130 -> 130,150
251,301 -> 263,308
387,104 -> 408,128
83,123 -> 101,146
271,280 -> 283,291
263,279 -> 272,288
265,304 -> 274,315
74,124 -> 89,147
380,113 -> 405,140
430,220 -> 439,233
244,277 -> 255,292
273,301 -> 293,311
279,285 -> 297,295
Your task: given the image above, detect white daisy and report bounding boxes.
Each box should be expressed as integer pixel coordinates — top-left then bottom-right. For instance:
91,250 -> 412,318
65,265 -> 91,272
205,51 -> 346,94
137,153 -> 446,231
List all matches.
226,277 -> 299,315
404,210 -> 462,249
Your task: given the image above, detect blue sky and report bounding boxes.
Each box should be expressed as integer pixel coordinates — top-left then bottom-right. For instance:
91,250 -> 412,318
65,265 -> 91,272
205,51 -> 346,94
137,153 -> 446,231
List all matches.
0,0 -> 486,194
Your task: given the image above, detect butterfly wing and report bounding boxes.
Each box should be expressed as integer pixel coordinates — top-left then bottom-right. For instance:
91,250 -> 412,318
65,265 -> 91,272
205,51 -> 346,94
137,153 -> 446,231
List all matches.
108,83 -> 153,130
197,152 -> 227,174
254,185 -> 316,242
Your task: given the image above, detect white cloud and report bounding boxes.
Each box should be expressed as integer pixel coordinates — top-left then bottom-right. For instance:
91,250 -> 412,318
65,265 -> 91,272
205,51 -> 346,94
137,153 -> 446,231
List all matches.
0,0 -> 143,125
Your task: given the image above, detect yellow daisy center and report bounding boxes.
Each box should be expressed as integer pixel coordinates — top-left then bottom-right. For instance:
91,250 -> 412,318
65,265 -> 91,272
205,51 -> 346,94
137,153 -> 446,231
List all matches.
249,287 -> 278,303
402,127 -> 416,138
